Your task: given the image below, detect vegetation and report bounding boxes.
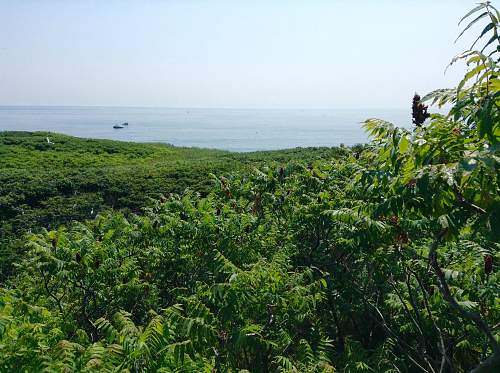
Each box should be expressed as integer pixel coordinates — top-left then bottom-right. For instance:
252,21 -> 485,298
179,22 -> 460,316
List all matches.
0,132 -> 348,282
0,3 -> 498,372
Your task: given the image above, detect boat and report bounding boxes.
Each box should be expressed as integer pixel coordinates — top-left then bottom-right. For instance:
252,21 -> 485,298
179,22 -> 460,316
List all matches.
122,122 -> 129,126
113,124 -> 124,129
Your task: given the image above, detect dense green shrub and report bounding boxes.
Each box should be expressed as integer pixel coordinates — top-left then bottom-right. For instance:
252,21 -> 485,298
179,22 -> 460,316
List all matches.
0,2 -> 498,372
0,131 -> 348,283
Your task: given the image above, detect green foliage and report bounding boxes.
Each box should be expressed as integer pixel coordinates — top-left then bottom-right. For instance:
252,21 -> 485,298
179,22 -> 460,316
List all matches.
0,131 -> 348,282
0,3 -> 499,372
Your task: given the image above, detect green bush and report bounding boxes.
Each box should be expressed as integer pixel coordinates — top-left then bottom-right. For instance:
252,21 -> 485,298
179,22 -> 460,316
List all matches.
0,3 -> 498,371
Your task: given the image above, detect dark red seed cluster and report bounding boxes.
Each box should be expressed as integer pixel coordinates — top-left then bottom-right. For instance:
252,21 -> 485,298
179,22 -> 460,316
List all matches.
279,167 -> 285,179
484,255 -> 493,275
412,94 -> 430,126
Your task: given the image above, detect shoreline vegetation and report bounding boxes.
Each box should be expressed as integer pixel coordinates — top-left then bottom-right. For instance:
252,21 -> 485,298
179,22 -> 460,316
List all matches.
0,3 -> 499,372
0,130 -> 355,281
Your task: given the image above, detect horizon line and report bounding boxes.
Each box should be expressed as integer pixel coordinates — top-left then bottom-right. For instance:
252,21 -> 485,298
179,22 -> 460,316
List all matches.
0,104 -> 412,111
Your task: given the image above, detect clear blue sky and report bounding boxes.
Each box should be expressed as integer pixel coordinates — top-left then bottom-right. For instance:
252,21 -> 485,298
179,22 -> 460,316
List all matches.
0,0 -> 483,108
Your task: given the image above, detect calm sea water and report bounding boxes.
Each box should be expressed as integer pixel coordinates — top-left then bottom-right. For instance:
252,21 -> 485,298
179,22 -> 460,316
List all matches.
0,106 -> 411,152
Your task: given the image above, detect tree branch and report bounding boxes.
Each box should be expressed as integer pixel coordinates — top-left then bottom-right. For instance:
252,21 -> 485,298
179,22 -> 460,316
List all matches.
429,229 -> 500,372
408,268 -> 451,373
452,185 -> 486,215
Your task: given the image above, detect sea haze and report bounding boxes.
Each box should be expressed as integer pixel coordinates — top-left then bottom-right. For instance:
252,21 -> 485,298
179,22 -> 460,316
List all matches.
0,106 -> 411,152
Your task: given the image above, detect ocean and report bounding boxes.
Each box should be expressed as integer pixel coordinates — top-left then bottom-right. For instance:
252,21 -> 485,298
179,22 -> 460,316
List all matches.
0,106 -> 412,152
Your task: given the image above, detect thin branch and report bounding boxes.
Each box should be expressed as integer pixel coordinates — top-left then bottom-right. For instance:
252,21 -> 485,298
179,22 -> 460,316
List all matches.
39,269 -> 64,314
368,303 -> 435,373
388,278 -> 425,339
428,229 -> 500,372
452,185 -> 486,215
408,268 -> 451,373
348,274 -> 436,373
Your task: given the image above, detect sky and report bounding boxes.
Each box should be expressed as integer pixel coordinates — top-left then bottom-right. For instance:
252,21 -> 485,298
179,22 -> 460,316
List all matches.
0,0 -> 485,109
